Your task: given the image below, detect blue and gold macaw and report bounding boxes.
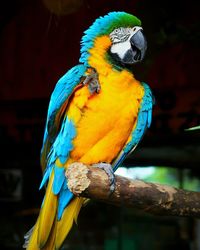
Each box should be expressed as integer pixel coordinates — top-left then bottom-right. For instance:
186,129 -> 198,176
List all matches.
25,11 -> 153,250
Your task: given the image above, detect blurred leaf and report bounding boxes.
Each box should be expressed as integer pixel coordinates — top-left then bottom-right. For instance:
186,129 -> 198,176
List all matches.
185,125 -> 200,131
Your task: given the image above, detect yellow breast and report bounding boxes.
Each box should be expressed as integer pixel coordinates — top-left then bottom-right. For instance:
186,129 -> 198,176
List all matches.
65,69 -> 144,166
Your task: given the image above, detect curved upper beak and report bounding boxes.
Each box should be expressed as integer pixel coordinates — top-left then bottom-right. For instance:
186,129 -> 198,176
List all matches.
130,29 -> 147,62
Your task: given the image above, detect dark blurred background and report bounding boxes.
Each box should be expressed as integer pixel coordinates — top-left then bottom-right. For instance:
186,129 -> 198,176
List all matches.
0,0 -> 199,249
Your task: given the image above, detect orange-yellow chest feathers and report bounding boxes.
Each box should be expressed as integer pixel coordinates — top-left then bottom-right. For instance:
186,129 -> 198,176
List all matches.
66,36 -> 144,166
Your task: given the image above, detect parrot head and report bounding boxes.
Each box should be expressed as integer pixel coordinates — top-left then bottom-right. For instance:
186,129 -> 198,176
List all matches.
80,11 -> 147,68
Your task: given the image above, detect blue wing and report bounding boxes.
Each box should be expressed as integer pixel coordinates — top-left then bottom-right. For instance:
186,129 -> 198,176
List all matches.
112,82 -> 154,171
39,64 -> 87,219
40,64 -> 87,171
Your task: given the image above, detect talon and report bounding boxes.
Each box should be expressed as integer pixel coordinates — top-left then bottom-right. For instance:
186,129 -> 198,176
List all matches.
83,68 -> 101,94
93,163 -> 115,193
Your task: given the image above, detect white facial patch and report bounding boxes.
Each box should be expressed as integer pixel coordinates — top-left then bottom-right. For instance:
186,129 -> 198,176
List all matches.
110,26 -> 143,60
110,40 -> 132,59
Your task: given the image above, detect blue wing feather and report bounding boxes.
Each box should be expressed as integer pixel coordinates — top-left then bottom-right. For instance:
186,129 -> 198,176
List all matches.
39,64 -> 87,220
39,167 -> 52,190
41,64 -> 87,170
53,166 -> 65,195
113,82 -> 153,171
57,181 -> 74,220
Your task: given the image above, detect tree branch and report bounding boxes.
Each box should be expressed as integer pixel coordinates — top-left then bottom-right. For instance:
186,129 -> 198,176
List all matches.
66,163 -> 200,218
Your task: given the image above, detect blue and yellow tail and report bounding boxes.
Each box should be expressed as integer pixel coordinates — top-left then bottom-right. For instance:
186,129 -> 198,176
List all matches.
26,173 -> 83,250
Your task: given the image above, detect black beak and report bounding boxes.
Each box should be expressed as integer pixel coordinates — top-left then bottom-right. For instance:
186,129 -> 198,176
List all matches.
121,29 -> 147,65
130,29 -> 147,62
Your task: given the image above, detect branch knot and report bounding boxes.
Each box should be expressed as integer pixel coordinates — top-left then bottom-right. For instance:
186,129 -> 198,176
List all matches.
65,163 -> 91,196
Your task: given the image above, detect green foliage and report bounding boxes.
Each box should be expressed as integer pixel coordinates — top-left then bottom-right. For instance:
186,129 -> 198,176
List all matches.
144,167 -> 178,186
143,167 -> 200,191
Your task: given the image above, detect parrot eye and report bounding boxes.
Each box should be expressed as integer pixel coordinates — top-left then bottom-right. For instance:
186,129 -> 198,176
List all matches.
114,28 -> 120,33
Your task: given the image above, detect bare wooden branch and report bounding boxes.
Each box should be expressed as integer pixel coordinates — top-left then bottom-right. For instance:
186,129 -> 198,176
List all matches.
66,162 -> 200,218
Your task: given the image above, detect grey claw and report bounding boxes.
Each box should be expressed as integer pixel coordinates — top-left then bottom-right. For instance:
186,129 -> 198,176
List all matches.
93,163 -> 115,193
83,68 -> 101,94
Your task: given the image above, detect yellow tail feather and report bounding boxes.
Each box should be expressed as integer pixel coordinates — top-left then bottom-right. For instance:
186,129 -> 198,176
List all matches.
26,220 -> 40,250
42,218 -> 57,250
38,172 -> 57,248
55,197 -> 84,250
27,215 -> 57,250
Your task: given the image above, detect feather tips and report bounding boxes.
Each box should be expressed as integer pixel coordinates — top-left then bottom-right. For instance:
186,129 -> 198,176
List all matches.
57,182 -> 74,220
56,118 -> 76,164
53,166 -> 65,195
39,167 -> 52,190
55,197 -> 84,250
25,221 -> 40,250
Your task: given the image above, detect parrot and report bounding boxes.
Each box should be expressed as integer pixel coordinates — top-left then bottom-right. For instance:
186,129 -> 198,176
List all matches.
25,11 -> 153,250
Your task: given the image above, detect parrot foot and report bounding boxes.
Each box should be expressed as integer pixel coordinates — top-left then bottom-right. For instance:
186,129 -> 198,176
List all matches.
83,68 -> 101,94
93,163 -> 115,193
